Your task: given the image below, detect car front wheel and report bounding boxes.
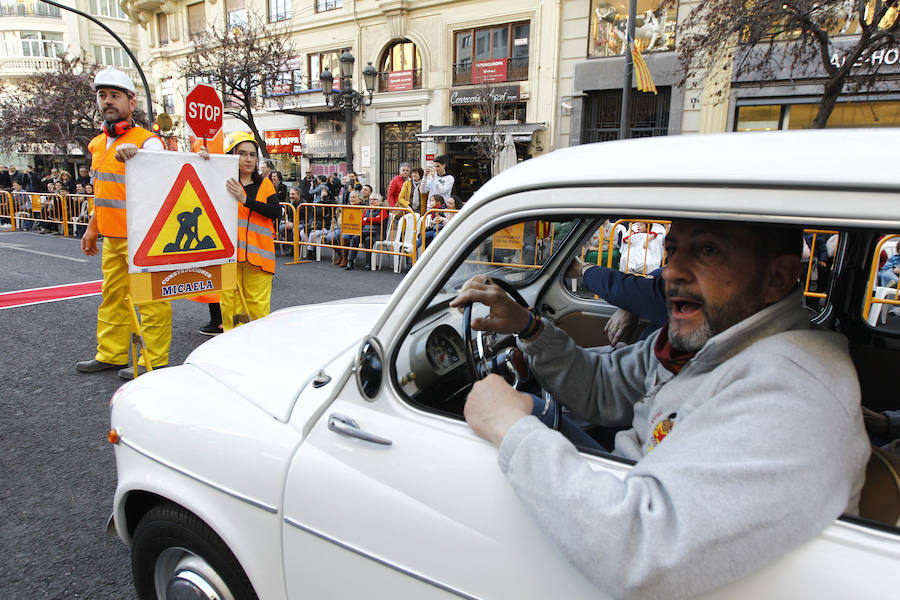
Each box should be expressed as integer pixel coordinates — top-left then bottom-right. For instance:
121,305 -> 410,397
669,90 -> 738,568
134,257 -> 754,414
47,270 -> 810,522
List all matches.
131,502 -> 258,600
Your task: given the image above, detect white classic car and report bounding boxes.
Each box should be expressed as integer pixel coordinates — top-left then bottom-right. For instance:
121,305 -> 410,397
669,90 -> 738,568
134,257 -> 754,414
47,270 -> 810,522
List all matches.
109,130 -> 900,600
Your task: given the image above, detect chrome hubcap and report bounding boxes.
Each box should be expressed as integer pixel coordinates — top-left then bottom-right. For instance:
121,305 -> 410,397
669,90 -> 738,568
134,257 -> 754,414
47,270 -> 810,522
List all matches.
155,548 -> 235,600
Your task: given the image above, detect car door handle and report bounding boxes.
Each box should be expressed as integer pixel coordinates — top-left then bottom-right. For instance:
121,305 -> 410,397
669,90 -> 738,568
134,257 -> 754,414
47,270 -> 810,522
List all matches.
328,413 -> 393,446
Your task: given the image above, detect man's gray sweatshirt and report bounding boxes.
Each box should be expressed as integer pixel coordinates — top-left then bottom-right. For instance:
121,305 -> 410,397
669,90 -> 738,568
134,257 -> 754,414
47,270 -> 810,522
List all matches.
503,290 -> 869,599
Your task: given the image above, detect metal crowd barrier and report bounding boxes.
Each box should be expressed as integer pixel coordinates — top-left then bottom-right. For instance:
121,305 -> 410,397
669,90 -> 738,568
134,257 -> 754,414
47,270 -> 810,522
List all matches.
863,233 -> 900,325
0,191 -> 11,227
275,202 -> 301,263
603,219 -> 671,276
288,203 -> 419,271
802,229 -> 840,300
1,191 -> 93,236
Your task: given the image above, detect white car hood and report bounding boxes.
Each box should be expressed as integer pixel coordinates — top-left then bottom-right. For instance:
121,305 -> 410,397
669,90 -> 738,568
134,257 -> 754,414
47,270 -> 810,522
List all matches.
184,296 -> 389,421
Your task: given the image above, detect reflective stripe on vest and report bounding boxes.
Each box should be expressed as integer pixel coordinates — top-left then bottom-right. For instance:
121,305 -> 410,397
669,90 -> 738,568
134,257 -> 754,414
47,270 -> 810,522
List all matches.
236,178 -> 277,273
88,127 -> 158,237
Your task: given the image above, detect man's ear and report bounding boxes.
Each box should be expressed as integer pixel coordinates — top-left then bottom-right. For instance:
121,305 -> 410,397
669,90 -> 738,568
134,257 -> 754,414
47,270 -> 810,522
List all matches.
763,254 -> 802,304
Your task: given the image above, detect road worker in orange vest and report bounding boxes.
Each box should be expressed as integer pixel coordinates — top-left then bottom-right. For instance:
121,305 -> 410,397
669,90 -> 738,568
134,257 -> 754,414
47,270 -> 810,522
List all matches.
75,67 -> 172,380
199,132 -> 278,330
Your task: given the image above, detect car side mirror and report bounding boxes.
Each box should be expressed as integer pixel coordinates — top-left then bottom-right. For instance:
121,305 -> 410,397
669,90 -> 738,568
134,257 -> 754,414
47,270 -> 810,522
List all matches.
356,337 -> 383,400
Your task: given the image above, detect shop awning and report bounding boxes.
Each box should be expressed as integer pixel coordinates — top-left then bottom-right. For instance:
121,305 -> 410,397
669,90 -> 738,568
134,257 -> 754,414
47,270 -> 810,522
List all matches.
416,123 -> 545,143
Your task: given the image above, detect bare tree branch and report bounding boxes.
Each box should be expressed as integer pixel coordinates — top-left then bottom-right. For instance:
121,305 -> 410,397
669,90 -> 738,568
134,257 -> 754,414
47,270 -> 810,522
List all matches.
178,11 -> 295,157
674,0 -> 899,127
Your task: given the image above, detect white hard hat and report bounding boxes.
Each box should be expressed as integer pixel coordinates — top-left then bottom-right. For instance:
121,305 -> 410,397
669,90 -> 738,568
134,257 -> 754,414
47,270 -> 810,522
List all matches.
92,66 -> 136,95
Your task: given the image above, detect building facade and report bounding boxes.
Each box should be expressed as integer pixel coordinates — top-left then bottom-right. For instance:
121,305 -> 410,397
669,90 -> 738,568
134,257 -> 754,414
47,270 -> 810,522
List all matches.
123,0 -> 584,198
0,0 -> 153,171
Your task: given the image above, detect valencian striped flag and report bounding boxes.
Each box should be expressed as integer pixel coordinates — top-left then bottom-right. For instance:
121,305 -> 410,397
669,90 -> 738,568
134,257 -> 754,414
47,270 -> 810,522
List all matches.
630,42 -> 658,94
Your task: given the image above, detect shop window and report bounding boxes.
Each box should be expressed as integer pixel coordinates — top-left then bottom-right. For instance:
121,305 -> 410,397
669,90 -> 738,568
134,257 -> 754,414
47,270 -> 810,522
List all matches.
735,101 -> 900,131
378,40 -> 422,92
90,0 -> 126,19
308,48 -> 350,89
187,2 -> 206,37
582,87 -> 671,143
453,22 -> 529,86
316,0 -> 342,12
226,0 -> 247,30
453,103 -> 526,126
269,0 -> 291,22
589,1 -> 677,58
157,13 -> 169,46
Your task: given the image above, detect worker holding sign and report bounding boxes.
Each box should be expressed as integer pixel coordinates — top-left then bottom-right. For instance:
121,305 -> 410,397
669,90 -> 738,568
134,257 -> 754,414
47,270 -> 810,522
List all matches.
200,132 -> 279,330
76,67 -> 172,380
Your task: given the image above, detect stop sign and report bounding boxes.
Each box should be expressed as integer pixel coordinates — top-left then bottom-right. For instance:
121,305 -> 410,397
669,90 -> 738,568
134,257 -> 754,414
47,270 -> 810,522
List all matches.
185,83 -> 223,139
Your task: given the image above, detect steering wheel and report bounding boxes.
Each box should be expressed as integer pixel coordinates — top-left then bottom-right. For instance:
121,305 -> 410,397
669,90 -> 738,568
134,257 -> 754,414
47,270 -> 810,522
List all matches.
462,277 -> 528,382
462,278 -> 561,429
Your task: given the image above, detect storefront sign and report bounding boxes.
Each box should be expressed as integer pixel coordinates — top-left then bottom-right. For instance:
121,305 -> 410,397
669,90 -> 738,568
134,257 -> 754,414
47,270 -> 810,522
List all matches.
831,44 -> 900,69
492,223 -> 525,250
387,70 -> 414,92
264,129 -> 302,155
450,85 -> 520,106
341,206 -> 364,236
304,133 -> 347,158
473,59 -> 508,83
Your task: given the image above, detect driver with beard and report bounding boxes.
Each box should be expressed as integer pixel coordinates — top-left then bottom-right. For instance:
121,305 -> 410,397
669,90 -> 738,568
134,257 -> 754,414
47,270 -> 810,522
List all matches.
450,220 -> 869,600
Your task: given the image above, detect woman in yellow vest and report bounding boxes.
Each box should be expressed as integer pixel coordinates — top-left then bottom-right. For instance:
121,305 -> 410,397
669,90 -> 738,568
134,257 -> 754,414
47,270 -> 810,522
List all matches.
204,132 -> 279,330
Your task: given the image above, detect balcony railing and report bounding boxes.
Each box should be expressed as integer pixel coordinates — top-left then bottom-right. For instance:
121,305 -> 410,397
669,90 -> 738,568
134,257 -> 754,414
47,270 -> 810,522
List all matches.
452,56 -> 528,87
0,1 -> 61,18
0,55 -> 62,76
377,69 -> 422,92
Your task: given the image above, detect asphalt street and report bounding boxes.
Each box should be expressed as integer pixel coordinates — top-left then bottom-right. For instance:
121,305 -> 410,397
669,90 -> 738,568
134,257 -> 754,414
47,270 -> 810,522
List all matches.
0,229 -> 405,599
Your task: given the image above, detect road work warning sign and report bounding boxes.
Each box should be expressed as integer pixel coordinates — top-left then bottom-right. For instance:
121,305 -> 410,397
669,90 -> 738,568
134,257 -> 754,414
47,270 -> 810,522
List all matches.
125,150 -> 238,303
126,150 -> 238,273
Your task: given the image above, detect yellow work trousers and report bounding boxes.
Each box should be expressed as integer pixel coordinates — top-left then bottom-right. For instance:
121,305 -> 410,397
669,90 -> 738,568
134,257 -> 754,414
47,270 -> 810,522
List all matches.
95,237 -> 172,367
220,261 -> 272,331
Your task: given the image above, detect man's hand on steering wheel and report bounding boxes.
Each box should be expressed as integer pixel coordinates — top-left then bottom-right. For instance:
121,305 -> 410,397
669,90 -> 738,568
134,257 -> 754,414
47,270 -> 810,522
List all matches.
449,275 -> 532,334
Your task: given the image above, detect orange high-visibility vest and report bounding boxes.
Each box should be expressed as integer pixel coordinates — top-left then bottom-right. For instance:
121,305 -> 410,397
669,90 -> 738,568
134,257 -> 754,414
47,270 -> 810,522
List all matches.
237,177 -> 277,274
88,126 -> 159,238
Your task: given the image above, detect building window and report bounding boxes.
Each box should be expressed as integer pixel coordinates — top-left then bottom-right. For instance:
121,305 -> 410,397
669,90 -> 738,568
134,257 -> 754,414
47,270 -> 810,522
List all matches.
157,13 -> 169,46
589,1 -> 677,58
453,103 -> 527,126
316,0 -> 342,12
89,0 -> 127,19
226,0 -> 247,30
378,40 -> 422,92
269,0 -> 291,22
264,57 -> 304,96
453,22 -> 529,86
16,31 -> 64,58
582,87 -> 671,142
308,48 -> 350,89
187,2 -> 207,37
94,45 -> 131,68
735,101 -> 900,131
160,78 -> 175,115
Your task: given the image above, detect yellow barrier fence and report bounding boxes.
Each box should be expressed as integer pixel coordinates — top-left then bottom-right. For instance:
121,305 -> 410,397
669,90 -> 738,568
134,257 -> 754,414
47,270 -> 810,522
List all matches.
1,191 -> 12,229
802,229 -> 840,299
603,219 -> 671,276
291,203 -> 419,271
275,202 -> 302,263
864,233 -> 900,326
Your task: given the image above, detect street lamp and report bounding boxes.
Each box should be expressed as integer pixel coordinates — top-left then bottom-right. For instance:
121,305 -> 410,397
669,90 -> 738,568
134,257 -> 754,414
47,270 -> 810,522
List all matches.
319,52 -> 377,174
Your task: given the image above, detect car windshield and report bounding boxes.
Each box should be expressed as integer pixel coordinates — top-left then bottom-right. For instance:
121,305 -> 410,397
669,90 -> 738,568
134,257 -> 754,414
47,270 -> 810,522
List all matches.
438,218 -> 581,296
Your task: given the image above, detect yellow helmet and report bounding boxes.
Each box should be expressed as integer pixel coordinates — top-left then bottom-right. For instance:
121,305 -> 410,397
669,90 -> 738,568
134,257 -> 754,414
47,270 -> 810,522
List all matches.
224,131 -> 258,154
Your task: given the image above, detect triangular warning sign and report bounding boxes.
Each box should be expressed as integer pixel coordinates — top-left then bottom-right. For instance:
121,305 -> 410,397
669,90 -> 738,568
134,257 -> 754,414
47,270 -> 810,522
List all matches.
133,163 -> 234,267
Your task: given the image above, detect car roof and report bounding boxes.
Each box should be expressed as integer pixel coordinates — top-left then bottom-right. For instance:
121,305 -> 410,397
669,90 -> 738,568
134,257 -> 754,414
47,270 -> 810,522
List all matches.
473,129 -> 900,222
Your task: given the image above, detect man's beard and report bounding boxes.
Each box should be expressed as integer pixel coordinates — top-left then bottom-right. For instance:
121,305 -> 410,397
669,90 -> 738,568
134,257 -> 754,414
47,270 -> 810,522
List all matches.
667,284 -> 766,353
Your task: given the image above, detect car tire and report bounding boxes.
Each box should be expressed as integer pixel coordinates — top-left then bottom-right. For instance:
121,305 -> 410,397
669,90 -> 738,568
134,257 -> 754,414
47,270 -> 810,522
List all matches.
131,502 -> 258,600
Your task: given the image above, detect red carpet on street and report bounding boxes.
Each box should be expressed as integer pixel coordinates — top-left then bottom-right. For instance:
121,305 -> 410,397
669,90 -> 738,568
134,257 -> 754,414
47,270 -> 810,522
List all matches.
0,280 -> 103,310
